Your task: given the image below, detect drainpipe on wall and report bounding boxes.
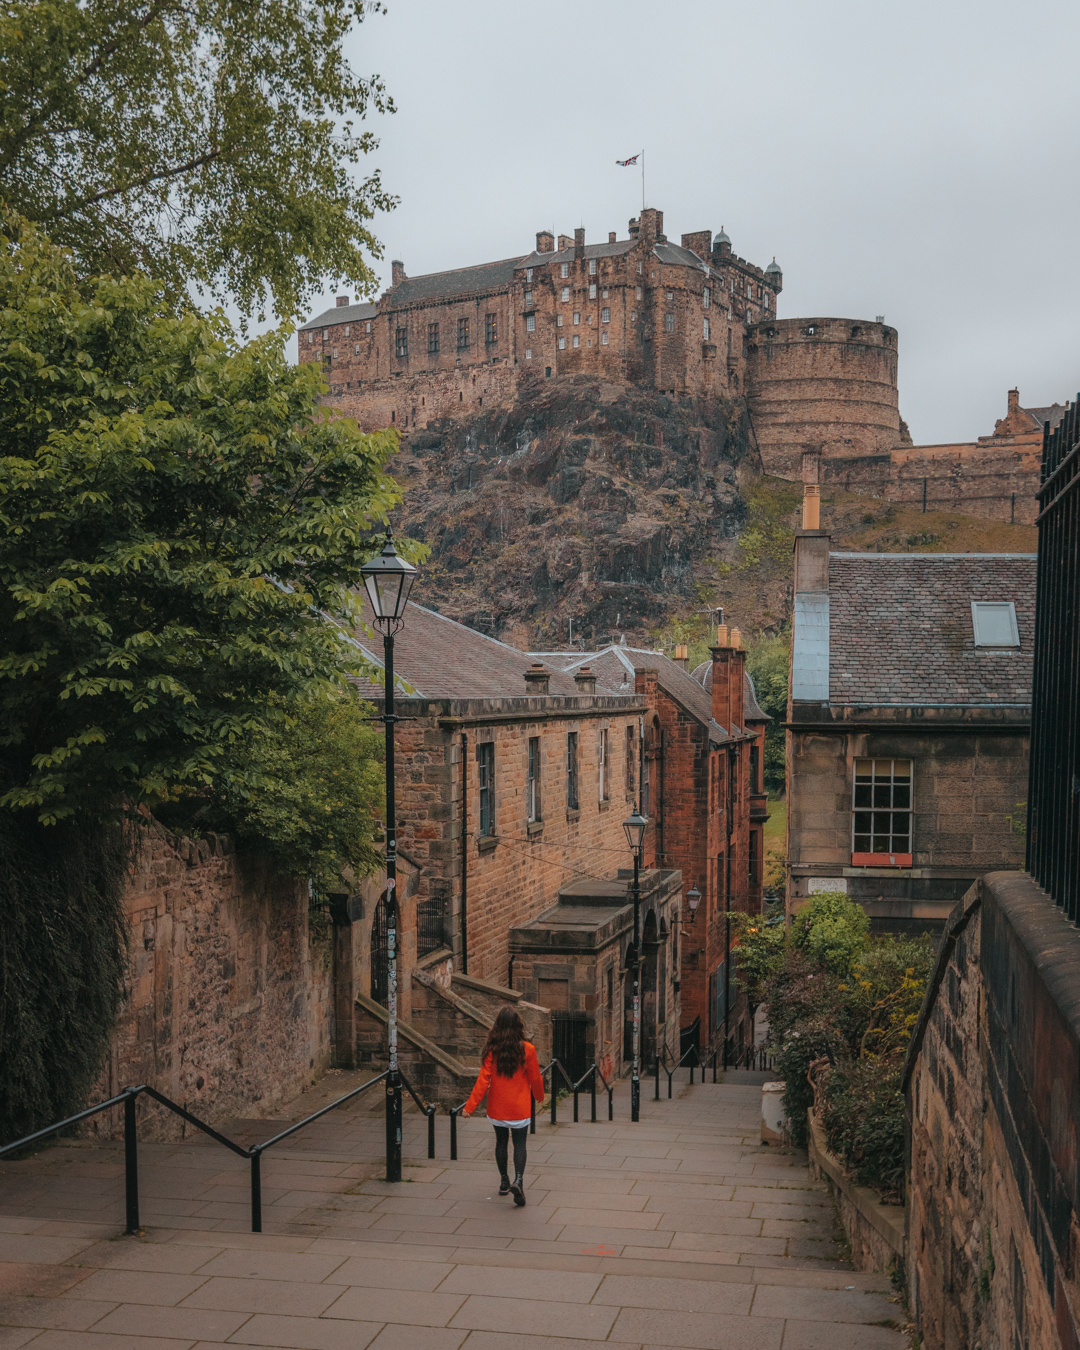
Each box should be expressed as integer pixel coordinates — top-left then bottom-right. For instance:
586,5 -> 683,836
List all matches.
460,731 -> 468,974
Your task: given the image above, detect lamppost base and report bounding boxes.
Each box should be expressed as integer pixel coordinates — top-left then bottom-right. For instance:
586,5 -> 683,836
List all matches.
631,1076 -> 640,1123
385,1070 -> 402,1182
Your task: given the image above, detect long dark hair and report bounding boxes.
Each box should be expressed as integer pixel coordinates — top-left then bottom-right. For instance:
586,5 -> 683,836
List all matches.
482,1006 -> 527,1078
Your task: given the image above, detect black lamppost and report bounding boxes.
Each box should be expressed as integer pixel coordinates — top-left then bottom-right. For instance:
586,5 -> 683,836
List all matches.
623,808 -> 647,1122
361,528 -> 418,1183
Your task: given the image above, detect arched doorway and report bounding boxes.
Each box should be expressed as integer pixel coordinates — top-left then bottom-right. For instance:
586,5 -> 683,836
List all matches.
370,893 -> 389,1006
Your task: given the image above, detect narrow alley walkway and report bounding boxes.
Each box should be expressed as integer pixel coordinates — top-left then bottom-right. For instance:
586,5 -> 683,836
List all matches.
0,1073 -> 907,1349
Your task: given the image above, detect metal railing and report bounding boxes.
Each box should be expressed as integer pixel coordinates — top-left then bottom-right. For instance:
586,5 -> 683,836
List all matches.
0,1068 -> 439,1235
447,1057 -> 615,1160
1028,394 -> 1080,918
654,1044 -> 719,1098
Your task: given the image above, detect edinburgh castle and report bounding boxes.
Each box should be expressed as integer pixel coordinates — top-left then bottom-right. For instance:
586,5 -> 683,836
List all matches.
301,206 -> 1064,526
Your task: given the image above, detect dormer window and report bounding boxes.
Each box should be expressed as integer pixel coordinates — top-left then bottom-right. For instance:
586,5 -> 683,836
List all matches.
972,601 -> 1020,648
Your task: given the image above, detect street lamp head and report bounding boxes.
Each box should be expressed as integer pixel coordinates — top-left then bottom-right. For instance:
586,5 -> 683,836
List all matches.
361,528 -> 418,632
622,809 -> 648,855
686,885 -> 701,921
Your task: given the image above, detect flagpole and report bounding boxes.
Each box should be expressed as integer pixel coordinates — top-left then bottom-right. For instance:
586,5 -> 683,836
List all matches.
641,149 -> 645,211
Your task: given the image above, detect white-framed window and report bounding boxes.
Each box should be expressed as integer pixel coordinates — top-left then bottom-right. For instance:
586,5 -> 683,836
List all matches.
561,286 -> 570,302
601,331 -> 609,345
560,262 -> 569,278
354,343 -> 360,355
852,758 -> 912,864
307,332 -> 313,344
573,311 -> 580,325
526,267 -> 534,282
526,313 -> 536,332
602,288 -> 609,299
601,307 -> 610,323
665,313 -> 674,332
666,290 -> 674,300
637,261 -> 643,274
636,285 -> 642,300
572,334 -> 580,348
587,337 -> 593,348
630,311 -> 636,321
703,288 -> 710,309
703,318 -> 711,340
558,336 -> 566,350
524,289 -> 533,306
345,325 -> 350,336
972,601 -> 1020,647
598,728 -> 609,802
527,737 -> 541,823
589,258 -> 597,275
525,347 -> 533,359
557,314 -> 563,327
365,321 -> 372,333
589,283 -> 597,299
332,348 -> 338,359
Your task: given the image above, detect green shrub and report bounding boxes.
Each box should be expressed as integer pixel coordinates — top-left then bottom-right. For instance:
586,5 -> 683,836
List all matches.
791,891 -> 869,978
818,1056 -> 907,1203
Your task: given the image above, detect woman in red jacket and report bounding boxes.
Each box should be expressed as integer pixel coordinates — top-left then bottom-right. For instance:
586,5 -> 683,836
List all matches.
462,1006 -> 545,1206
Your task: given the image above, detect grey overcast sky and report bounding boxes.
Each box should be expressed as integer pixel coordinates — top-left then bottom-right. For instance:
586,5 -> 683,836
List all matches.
294,0 -> 1080,446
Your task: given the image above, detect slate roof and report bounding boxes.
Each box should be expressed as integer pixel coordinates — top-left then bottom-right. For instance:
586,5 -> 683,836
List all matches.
299,301 -> 377,331
385,257 -> 525,307
825,553 -> 1037,707
533,645 -> 742,743
345,599 -> 585,701
1024,403 -> 1068,432
652,242 -> 710,272
517,240 -> 636,270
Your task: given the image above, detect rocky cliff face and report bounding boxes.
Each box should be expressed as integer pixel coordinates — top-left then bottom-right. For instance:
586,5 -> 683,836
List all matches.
394,375 -> 756,647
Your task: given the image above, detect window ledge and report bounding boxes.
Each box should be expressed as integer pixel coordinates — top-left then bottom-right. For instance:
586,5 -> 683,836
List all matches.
566,808 -> 581,822
477,835 -> 499,854
526,821 -> 545,837
598,800 -> 611,812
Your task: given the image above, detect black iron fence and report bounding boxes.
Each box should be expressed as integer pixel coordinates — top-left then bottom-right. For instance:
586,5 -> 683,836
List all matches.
1028,395 -> 1080,918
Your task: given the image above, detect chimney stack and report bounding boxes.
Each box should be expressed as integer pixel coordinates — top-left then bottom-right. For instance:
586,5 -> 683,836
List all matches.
673,644 -> 689,670
524,662 -> 550,695
573,665 -> 596,694
391,260 -> 406,287
801,448 -> 821,530
709,626 -> 746,732
1008,387 -> 1020,415
536,230 -> 554,254
336,295 -> 350,307
574,227 -> 585,259
609,231 -> 617,243
628,217 -> 640,240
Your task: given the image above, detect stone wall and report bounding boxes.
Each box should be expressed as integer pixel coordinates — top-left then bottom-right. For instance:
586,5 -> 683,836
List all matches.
905,872 -> 1080,1349
92,823 -> 334,1137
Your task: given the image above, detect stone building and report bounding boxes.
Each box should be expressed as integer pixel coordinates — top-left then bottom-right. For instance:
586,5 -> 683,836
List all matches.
786,506 -> 1036,932
535,637 -> 768,1061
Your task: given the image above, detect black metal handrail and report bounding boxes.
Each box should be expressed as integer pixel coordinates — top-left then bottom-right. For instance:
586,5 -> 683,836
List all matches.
0,1067 -> 440,1236
653,1043 -> 719,1099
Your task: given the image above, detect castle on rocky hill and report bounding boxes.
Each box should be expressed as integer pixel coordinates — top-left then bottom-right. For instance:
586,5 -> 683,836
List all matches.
299,207 -> 1061,525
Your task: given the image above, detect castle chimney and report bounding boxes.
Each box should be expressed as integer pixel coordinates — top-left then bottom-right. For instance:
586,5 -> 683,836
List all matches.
536,230 -> 554,254
391,260 -> 406,287
609,231 -> 617,243
628,217 -> 640,240
673,644 -> 689,670
710,628 -> 746,732
524,662 -> 550,695
573,665 -> 596,694
336,295 -> 350,307
1008,387 -> 1020,415
574,227 -> 585,259
801,448 -> 822,530
640,208 -> 664,243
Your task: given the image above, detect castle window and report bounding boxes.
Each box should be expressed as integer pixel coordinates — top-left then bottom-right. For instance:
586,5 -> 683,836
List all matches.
395,328 -> 408,358
557,314 -> 563,327
703,288 -> 710,308
666,290 -> 674,300
485,313 -> 497,345
637,262 -> 643,274
526,267 -> 533,282
457,317 -> 469,349
636,286 -> 642,300
806,324 -> 816,335
589,283 -> 597,299
601,288 -> 608,299
600,332 -> 609,345
560,262 -> 569,278
703,318 -> 711,340
307,332 -> 313,344
589,258 -> 597,275
665,313 -> 674,332
323,329 -> 328,340
573,312 -> 580,325
332,348 -> 338,359
572,334 -> 580,348
560,287 -> 570,302
558,337 -> 566,350
717,276 -> 725,290
365,321 -> 372,332
525,348 -> 533,359
601,308 -> 610,323
524,289 -> 533,306
526,313 -> 536,332
428,323 -> 439,354
345,325 -> 350,336
354,343 -> 360,355
630,311 -> 636,321
477,741 -> 495,837
587,338 -> 592,347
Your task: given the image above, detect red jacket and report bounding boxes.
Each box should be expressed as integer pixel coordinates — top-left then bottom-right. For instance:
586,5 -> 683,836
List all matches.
464,1041 -> 545,1120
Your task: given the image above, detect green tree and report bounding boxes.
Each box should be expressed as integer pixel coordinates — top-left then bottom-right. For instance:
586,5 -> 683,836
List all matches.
0,0 -> 394,318
745,634 -> 788,794
0,214 -> 404,862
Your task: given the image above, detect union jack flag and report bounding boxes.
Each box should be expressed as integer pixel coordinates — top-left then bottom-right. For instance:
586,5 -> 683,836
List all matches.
616,155 -> 639,166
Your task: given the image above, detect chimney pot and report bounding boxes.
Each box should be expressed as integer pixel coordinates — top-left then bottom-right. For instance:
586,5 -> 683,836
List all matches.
609,231 -> 617,243
336,295 -> 350,307
716,624 -> 729,647
730,628 -> 742,650
573,665 -> 597,694
673,643 -> 689,670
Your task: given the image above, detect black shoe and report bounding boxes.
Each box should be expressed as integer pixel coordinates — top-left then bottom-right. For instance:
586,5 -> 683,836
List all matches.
510,1175 -> 526,1207
498,1175 -> 511,1196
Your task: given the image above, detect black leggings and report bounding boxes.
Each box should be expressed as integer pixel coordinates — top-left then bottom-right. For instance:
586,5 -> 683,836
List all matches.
493,1125 -> 528,1179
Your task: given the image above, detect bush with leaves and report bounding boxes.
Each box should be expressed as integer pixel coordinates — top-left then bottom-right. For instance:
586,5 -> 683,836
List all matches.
745,634 -> 788,795
731,911 -> 786,1013
790,891 -> 870,978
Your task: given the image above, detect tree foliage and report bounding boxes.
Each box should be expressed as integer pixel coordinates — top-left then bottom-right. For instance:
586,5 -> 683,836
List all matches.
0,216 -> 404,885
745,634 -> 788,795
0,0 -> 394,318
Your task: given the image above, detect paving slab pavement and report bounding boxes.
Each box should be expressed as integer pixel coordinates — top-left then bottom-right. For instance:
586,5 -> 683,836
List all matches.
0,1073 -> 908,1348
